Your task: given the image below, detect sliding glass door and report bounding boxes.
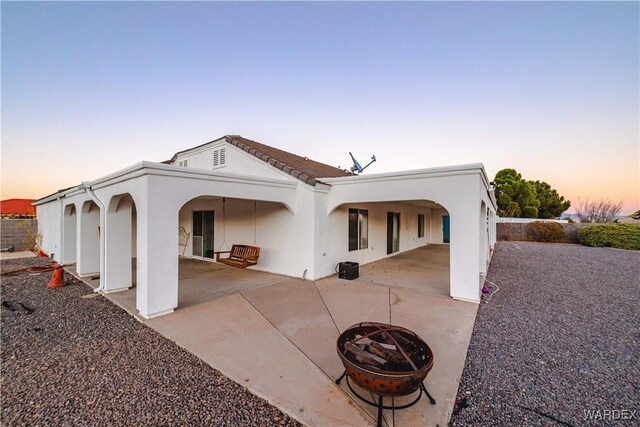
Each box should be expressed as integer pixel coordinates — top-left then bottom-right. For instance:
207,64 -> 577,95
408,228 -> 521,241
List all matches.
387,212 -> 400,254
192,210 -> 214,259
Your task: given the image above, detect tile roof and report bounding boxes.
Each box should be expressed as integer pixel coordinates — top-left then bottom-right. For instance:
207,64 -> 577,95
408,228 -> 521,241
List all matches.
224,135 -> 352,186
1,199 -> 36,216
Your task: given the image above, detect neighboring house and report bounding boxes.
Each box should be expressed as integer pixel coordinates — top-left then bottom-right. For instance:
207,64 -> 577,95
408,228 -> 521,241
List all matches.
34,135 -> 497,318
1,198 -> 36,218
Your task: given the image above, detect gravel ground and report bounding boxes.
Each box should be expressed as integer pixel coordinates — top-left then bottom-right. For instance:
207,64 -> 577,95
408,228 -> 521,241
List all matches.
1,257 -> 300,427
450,242 -> 639,427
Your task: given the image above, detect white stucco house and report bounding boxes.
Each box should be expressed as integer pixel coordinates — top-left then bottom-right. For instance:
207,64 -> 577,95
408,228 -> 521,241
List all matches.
34,135 -> 497,318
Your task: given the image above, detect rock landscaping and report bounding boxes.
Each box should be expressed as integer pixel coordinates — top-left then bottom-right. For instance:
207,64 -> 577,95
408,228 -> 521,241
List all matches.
1,257 -> 300,426
450,242 -> 639,426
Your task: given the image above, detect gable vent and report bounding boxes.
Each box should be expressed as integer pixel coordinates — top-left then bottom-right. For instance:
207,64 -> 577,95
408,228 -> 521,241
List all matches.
213,147 -> 227,167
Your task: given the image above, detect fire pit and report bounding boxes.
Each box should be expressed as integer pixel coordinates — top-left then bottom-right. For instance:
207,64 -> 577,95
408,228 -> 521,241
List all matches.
336,322 -> 435,426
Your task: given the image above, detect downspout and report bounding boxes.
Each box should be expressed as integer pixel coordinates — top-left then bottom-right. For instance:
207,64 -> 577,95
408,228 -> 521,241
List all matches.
58,195 -> 63,264
82,182 -> 106,292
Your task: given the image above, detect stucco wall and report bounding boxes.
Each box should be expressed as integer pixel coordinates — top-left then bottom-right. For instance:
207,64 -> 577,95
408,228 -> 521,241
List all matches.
178,197 -> 306,277
0,219 -> 38,251
429,208 -> 448,244
315,201 -> 436,279
36,199 -> 62,260
174,140 -> 295,182
176,175 -> 316,279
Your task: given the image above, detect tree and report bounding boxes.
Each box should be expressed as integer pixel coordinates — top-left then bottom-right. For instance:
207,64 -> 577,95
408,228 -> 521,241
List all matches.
575,197 -> 623,223
531,180 -> 571,219
492,169 -> 540,218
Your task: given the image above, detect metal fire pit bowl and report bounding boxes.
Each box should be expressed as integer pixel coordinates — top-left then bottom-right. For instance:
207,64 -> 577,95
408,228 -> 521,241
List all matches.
337,322 -> 434,396
336,322 -> 436,426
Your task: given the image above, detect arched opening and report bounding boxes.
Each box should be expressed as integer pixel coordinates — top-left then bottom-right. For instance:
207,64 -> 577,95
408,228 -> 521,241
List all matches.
77,200 -> 100,277
327,199 -> 451,298
176,195 -> 294,308
62,204 -> 77,265
104,193 -> 137,295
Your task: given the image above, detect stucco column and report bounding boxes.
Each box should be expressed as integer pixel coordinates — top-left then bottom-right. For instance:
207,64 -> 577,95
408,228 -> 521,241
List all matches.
135,180 -> 179,318
104,200 -> 133,293
448,202 -> 482,303
77,202 -> 100,276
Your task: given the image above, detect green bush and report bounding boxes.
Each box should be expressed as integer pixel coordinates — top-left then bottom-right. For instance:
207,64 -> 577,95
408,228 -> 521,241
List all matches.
578,224 -> 640,250
527,221 -> 565,242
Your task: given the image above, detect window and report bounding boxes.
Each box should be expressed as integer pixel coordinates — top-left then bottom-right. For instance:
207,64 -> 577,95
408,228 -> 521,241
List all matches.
178,161 -> 183,167
418,214 -> 425,238
183,159 -> 188,167
348,208 -> 368,251
387,212 -> 400,254
213,147 -> 226,167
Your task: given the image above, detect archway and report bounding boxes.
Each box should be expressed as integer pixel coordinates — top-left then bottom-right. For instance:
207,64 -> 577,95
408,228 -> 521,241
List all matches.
326,199 -> 451,297
175,195 -> 294,308
104,193 -> 137,293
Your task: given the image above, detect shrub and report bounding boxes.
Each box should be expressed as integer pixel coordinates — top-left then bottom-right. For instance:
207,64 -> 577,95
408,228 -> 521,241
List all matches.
527,221 -> 564,243
578,224 -> 640,250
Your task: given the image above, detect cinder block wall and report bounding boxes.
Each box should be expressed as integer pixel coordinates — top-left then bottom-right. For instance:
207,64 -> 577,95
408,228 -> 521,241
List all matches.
0,219 -> 38,251
497,222 -> 591,243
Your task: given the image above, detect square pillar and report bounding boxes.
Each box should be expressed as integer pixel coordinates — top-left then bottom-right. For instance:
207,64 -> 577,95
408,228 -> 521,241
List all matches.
449,203 -> 482,303
135,187 -> 178,318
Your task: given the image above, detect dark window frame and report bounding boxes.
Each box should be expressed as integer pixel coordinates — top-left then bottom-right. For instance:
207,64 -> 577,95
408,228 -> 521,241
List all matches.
348,208 -> 369,251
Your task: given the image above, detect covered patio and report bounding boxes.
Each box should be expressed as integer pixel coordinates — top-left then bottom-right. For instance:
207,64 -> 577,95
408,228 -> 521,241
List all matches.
92,243 -> 450,317
70,243 -> 470,426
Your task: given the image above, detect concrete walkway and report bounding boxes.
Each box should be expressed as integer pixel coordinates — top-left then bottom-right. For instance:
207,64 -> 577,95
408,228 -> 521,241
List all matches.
73,245 -> 478,426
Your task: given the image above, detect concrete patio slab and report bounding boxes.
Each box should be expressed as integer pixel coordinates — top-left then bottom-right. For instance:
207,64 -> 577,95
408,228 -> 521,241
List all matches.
242,279 -> 397,426
68,247 -> 475,427
358,244 -> 450,297
315,278 -> 391,332
92,259 -> 286,317
241,279 -> 344,380
389,288 -> 478,426
177,260 -> 283,309
145,293 -> 373,427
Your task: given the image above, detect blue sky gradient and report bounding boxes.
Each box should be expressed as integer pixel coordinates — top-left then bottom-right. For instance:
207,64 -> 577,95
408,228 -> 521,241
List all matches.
2,2 -> 638,213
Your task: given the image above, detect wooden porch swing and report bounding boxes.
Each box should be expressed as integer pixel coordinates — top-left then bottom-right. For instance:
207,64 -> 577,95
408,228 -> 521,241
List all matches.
214,198 -> 261,269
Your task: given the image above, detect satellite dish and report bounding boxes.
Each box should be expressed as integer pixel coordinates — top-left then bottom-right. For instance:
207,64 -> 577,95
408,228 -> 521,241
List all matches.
349,152 -> 376,174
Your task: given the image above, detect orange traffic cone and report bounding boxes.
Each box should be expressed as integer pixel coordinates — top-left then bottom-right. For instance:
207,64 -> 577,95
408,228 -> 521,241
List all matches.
47,265 -> 65,288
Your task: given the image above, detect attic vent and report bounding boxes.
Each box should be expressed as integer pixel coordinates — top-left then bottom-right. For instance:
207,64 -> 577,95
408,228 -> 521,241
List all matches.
179,161 -> 183,167
183,160 -> 188,167
213,148 -> 226,167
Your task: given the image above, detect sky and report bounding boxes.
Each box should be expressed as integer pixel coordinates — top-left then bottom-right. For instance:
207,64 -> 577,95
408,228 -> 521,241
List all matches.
2,2 -> 638,214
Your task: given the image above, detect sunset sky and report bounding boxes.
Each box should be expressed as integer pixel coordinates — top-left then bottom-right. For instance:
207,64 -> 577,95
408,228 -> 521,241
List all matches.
2,2 -> 638,214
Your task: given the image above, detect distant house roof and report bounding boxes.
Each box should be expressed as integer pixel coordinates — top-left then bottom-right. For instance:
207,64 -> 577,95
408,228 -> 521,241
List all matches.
171,135 -> 352,186
1,199 -> 36,217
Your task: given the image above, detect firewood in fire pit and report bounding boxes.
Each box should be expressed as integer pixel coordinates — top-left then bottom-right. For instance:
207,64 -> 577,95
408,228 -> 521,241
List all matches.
367,341 -> 406,363
354,334 -> 397,350
344,341 -> 387,366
